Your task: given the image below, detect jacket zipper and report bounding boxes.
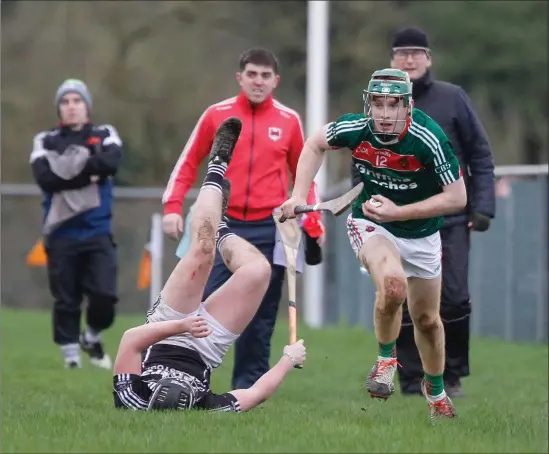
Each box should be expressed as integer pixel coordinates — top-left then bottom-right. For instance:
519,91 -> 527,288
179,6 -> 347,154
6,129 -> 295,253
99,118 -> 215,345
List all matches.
242,105 -> 255,220
277,168 -> 285,200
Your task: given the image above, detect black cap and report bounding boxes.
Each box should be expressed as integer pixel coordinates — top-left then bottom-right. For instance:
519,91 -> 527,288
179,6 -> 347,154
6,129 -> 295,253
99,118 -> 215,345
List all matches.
391,27 -> 429,50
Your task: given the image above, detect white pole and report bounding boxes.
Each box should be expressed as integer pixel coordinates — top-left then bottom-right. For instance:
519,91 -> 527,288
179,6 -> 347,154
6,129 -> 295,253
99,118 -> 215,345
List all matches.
149,213 -> 164,308
304,0 -> 330,329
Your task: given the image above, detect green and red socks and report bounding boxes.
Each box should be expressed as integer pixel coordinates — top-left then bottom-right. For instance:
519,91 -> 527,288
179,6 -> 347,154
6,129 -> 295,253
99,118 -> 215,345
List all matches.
378,341 -> 446,399
424,373 -> 445,398
378,341 -> 396,360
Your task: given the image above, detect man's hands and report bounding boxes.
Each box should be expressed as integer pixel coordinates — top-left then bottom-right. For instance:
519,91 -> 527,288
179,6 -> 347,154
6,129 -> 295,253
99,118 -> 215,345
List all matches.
361,195 -> 403,223
163,213 -> 184,240
283,339 -> 307,368
279,196 -> 307,221
468,212 -> 491,232
280,198 -> 325,246
181,315 -> 212,338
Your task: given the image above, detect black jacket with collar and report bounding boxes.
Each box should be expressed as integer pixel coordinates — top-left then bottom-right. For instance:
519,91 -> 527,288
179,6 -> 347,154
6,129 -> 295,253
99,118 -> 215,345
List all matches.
352,70 -> 496,227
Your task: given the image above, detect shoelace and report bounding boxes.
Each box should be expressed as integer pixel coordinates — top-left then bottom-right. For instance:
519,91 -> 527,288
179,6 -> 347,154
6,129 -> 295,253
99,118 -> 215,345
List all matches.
373,358 -> 400,379
429,398 -> 454,416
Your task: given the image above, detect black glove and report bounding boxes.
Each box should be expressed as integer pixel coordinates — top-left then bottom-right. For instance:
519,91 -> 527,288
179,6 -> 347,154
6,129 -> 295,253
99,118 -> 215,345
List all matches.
469,212 -> 491,232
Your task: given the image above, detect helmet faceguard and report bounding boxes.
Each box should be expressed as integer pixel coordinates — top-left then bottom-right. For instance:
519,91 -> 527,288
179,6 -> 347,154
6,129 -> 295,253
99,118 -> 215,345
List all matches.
363,69 -> 413,145
148,377 -> 196,411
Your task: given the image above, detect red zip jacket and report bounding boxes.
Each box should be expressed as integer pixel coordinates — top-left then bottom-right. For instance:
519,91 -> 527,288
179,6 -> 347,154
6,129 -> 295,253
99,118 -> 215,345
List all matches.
163,91 -> 322,230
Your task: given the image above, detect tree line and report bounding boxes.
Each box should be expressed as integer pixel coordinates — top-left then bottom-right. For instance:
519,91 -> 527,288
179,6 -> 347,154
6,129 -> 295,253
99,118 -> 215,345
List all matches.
2,1 -> 546,188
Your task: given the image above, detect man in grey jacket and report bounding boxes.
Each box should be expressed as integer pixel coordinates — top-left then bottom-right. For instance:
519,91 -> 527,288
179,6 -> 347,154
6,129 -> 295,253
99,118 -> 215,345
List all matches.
31,79 -> 123,370
352,27 -> 495,397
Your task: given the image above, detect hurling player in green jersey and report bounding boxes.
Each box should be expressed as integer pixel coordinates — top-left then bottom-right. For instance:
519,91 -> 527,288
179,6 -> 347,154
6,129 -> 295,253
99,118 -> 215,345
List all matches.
280,68 -> 466,420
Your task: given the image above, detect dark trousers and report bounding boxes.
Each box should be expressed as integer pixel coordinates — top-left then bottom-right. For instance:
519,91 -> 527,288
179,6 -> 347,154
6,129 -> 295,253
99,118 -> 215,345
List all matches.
396,225 -> 471,393
202,217 -> 285,390
45,234 -> 118,346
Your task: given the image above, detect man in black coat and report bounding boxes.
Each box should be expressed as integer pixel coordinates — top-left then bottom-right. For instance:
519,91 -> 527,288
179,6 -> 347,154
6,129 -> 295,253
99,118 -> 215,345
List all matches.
352,27 -> 496,397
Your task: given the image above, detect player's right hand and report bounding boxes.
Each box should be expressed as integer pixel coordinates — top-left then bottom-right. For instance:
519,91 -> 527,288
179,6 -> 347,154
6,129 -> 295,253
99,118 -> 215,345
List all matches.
280,196 -> 306,221
162,213 -> 184,240
181,315 -> 212,338
283,339 -> 306,367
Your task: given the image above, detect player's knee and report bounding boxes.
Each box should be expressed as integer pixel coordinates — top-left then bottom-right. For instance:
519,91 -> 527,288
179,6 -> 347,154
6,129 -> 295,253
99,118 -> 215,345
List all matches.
412,311 -> 442,333
192,217 -> 216,244
189,217 -> 217,259
379,273 -> 407,313
247,256 -> 272,286
189,238 -> 216,266
238,253 -> 271,291
198,237 -> 216,257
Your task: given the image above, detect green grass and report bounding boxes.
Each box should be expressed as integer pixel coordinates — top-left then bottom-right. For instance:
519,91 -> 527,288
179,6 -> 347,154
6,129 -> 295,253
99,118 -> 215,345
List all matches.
2,308 -> 548,453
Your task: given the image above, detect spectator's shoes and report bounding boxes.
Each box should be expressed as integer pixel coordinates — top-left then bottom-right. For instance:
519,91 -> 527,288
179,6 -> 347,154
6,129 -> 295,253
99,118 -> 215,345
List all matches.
421,378 -> 457,420
366,358 -> 398,400
209,117 -> 242,166
444,380 -> 465,398
80,334 -> 112,370
64,358 -> 81,369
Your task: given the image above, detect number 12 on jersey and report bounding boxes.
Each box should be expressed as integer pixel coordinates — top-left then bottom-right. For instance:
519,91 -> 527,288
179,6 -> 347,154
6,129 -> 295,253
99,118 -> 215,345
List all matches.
375,155 -> 387,167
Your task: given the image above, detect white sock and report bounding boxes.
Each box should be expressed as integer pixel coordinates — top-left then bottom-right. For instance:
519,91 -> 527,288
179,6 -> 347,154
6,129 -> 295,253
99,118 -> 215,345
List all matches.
378,355 -> 396,362
61,343 -> 80,362
64,357 -> 81,367
84,327 -> 100,344
427,390 -> 447,402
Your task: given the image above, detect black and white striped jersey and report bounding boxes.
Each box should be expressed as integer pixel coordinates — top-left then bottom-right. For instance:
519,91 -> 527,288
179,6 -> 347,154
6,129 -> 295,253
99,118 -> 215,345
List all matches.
113,373 -> 151,410
113,344 -> 240,412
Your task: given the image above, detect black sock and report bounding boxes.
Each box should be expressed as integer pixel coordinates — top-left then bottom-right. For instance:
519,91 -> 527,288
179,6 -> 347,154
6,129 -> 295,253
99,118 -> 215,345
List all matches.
202,160 -> 227,194
216,220 -> 236,251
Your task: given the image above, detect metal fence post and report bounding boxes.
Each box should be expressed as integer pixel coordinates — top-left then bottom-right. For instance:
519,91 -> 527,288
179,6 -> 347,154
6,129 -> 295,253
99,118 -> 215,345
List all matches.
149,213 -> 164,309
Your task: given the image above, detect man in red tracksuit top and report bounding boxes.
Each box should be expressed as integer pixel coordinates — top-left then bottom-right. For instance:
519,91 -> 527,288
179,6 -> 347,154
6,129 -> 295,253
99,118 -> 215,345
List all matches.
162,48 -> 324,390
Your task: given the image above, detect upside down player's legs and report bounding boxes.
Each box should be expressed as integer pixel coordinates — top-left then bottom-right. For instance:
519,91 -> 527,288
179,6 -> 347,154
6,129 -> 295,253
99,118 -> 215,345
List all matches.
204,234 -> 271,336
160,185 -> 224,315
159,117 -> 240,315
146,212 -> 271,371
202,216 -> 284,390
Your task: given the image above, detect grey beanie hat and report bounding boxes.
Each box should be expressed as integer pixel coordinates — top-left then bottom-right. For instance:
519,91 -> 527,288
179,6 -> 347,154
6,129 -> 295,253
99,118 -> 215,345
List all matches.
55,79 -> 92,111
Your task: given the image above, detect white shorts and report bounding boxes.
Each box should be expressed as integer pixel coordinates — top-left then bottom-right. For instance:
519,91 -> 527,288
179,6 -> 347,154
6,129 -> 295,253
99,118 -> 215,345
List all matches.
346,215 -> 441,279
146,295 -> 238,370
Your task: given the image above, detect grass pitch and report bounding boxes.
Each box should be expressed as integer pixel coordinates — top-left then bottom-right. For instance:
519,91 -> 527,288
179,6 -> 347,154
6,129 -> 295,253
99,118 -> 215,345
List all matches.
2,308 -> 547,453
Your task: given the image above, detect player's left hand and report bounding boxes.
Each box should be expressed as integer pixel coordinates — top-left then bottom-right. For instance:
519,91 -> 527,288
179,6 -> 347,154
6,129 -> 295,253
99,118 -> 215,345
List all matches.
181,315 -> 212,338
362,194 -> 402,223
468,211 -> 491,232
